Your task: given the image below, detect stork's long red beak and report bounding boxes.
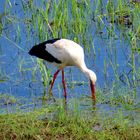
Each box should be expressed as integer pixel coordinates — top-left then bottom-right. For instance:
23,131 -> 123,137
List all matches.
90,80 -> 96,101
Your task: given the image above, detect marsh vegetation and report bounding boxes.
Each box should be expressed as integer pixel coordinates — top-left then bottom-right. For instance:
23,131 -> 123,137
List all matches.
0,0 -> 140,139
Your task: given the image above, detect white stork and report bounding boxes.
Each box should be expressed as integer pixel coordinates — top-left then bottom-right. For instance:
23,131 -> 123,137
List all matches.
29,38 -> 97,102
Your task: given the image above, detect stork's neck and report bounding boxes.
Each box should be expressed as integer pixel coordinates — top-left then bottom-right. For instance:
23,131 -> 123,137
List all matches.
79,62 -> 97,84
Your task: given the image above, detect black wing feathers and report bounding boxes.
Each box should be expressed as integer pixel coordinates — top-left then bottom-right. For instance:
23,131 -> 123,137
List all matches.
29,38 -> 61,63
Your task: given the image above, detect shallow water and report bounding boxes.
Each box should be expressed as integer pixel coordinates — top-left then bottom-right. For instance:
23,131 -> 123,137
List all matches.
0,0 -> 140,113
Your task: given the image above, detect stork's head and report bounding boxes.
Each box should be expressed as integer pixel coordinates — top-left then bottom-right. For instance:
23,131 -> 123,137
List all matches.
88,70 -> 97,84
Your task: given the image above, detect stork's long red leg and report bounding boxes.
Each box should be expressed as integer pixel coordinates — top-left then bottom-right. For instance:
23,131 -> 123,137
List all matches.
62,69 -> 67,100
49,69 -> 61,95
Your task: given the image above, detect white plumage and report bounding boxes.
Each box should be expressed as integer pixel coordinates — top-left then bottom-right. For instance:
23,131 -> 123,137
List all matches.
29,38 -> 97,101
45,39 -> 84,68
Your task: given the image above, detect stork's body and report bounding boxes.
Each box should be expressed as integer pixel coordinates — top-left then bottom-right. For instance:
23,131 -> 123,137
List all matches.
29,38 -> 97,101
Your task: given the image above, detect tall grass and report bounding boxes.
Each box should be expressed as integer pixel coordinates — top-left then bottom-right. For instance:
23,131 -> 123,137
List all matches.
0,0 -> 140,106
0,0 -> 139,105
0,1 -> 140,139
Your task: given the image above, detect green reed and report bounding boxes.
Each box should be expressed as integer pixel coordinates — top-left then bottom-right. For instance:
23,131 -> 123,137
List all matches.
37,59 -> 51,99
24,0 -> 139,97
1,2 -> 140,139
1,0 -> 140,104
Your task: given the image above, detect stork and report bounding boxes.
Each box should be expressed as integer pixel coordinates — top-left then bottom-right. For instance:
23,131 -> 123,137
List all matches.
29,38 -> 97,102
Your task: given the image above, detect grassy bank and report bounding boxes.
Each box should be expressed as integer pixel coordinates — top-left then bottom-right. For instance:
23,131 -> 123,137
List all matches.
0,86 -> 140,140
0,91 -> 140,140
0,105 -> 140,140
